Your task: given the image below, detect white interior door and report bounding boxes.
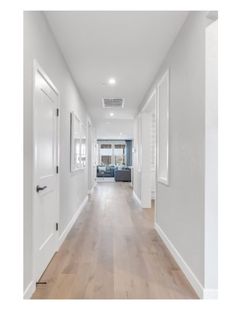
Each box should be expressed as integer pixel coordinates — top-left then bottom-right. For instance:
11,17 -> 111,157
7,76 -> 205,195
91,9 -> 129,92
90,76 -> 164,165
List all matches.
33,62 -> 59,282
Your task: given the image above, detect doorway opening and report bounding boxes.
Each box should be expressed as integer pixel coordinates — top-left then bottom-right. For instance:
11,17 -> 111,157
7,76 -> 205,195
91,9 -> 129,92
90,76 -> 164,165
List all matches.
96,139 -> 133,183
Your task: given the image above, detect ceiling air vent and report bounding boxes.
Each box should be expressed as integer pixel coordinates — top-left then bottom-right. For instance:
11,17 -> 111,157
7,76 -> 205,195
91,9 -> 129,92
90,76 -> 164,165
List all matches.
102,98 -> 125,109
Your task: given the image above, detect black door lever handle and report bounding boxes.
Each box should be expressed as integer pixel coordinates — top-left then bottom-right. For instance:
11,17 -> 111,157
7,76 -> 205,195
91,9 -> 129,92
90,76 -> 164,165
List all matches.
36,185 -> 47,192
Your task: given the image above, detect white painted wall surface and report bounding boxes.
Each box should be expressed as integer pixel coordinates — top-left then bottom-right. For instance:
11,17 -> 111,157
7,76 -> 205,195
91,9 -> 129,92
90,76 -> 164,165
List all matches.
96,119 -> 134,140
24,12 -> 92,294
137,12 -> 211,292
156,11 -> 207,290
204,20 -> 218,294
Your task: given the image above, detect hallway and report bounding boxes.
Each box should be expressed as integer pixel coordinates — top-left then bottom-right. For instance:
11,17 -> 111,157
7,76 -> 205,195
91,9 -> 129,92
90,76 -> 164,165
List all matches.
23,11 -> 218,299
32,182 -> 197,299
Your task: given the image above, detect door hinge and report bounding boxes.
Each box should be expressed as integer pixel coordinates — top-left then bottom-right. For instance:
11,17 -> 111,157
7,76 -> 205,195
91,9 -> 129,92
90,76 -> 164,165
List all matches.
56,165 -> 59,174
56,223 -> 59,231
56,108 -> 59,117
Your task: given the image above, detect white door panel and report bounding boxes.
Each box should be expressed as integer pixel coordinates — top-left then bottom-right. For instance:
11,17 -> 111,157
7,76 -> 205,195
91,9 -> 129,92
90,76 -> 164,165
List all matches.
36,91 -> 56,177
33,62 -> 59,282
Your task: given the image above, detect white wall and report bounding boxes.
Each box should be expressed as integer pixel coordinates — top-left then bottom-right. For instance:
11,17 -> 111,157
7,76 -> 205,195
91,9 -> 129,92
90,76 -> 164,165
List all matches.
155,10 -> 206,289
135,12 -> 217,297
96,119 -> 133,140
24,12 -> 93,295
204,20 -> 218,294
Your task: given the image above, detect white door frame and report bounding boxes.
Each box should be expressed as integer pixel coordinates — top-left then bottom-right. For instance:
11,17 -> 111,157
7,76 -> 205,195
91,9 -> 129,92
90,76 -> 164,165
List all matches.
140,88 -> 157,210
32,60 -> 60,282
87,120 -> 92,193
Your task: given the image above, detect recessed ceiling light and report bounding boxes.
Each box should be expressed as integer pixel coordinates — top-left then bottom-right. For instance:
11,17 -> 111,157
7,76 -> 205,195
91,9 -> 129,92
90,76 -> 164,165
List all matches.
108,78 -> 116,85
110,112 -> 114,117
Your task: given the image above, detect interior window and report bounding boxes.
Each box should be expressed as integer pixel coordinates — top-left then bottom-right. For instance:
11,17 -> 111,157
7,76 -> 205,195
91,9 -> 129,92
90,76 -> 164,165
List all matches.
100,144 -> 112,165
114,144 -> 125,165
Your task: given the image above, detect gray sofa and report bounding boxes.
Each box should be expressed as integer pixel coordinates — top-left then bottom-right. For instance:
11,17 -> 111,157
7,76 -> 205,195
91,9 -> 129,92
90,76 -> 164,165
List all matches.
114,168 -> 131,182
97,165 -> 115,177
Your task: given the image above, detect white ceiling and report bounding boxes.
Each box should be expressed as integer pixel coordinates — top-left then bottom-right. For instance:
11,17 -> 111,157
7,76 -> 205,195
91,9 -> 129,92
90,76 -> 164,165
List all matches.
45,11 -> 188,136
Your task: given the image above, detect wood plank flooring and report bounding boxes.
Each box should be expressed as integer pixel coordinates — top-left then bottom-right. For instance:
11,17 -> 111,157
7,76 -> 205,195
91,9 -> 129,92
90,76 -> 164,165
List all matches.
32,182 -> 198,299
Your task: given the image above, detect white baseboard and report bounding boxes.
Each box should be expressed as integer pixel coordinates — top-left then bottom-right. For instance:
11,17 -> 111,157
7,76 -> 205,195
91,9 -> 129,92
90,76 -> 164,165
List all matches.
154,223 -> 217,299
203,289 -> 218,299
151,190 -> 156,200
133,190 -> 141,206
96,177 -> 115,182
23,280 -> 36,299
88,182 -> 96,195
58,195 -> 88,248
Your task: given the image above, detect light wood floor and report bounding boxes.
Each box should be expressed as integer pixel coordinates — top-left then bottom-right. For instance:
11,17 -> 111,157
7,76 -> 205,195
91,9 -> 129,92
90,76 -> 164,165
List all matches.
32,182 -> 198,299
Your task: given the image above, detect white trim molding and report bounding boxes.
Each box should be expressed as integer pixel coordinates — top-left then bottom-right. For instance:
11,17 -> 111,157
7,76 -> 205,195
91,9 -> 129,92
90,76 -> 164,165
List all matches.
141,88 -> 156,113
23,280 -> 36,299
156,69 -> 170,186
88,182 -> 96,195
133,190 -> 141,206
151,190 -> 156,200
58,195 -> 88,248
96,177 -> 115,183
154,223 -> 217,299
203,289 -> 218,299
